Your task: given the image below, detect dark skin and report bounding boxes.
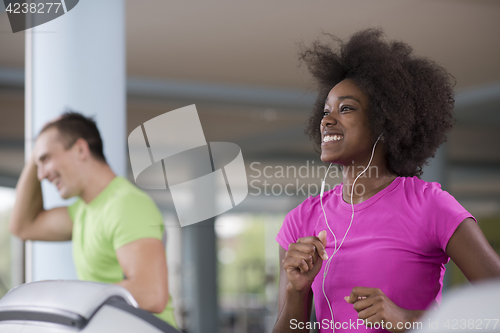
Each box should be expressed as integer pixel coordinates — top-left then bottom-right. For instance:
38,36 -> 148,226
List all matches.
273,79 -> 500,333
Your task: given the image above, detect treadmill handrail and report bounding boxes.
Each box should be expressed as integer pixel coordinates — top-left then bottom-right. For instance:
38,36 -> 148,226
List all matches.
0,306 -> 87,329
0,281 -> 138,320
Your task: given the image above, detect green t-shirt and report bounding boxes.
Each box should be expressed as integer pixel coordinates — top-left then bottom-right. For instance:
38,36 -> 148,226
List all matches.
67,176 -> 177,328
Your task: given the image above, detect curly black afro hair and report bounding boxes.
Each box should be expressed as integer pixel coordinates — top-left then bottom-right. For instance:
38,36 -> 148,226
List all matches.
300,28 -> 456,177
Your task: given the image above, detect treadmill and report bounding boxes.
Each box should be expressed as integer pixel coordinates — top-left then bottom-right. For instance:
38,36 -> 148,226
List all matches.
0,280 -> 179,333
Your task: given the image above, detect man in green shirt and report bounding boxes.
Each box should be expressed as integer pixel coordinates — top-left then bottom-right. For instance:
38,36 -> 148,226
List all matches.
9,112 -> 177,327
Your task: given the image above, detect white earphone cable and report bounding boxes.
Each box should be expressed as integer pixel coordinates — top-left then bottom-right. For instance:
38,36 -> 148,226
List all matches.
320,133 -> 382,332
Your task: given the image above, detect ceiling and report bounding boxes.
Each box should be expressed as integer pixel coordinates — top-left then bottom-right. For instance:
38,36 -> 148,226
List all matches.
125,0 -> 500,91
0,0 -> 499,90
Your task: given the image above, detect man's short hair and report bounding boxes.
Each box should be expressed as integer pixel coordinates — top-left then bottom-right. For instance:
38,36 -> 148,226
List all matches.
40,112 -> 107,163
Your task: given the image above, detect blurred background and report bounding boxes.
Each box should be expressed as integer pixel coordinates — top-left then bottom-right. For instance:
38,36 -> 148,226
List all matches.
0,1 -> 500,332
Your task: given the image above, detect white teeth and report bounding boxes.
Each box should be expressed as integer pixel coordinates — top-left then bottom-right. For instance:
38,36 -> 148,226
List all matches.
323,134 -> 343,142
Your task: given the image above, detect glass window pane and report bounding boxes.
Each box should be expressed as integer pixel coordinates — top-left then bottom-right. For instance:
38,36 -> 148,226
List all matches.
0,186 -> 16,297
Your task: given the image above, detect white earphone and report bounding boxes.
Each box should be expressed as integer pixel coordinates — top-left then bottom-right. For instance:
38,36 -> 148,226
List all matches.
319,132 -> 383,332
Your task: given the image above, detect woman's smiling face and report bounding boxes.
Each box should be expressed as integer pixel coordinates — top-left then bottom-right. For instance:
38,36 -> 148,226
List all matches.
320,79 -> 374,165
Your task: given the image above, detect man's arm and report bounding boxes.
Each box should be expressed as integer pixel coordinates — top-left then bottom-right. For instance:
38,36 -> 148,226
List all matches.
115,238 -> 170,314
9,157 -> 73,241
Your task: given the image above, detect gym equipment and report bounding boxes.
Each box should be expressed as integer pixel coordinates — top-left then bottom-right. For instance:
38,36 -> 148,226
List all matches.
0,280 -> 179,333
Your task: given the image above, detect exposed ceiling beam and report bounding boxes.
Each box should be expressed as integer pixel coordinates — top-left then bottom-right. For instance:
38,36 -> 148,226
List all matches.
0,67 -> 500,112
0,175 -> 18,188
128,77 -> 315,110
0,67 -> 23,88
453,81 -> 500,126
0,138 -> 23,149
0,67 -> 315,110
455,82 -> 500,108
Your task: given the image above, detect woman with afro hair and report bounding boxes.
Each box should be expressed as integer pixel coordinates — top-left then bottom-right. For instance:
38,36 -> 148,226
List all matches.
274,29 -> 500,333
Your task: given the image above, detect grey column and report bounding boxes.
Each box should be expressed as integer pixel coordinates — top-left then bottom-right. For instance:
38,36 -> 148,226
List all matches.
181,219 -> 218,333
422,145 -> 450,289
25,0 -> 125,282
421,145 -> 447,186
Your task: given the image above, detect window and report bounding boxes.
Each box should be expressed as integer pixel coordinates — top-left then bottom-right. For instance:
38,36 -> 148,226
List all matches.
0,186 -> 16,297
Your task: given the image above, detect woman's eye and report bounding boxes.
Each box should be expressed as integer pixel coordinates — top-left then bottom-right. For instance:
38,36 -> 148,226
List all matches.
340,106 -> 352,113
322,111 -> 330,117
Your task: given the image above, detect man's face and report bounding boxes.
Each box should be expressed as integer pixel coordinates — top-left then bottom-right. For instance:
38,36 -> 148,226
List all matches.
34,128 -> 81,199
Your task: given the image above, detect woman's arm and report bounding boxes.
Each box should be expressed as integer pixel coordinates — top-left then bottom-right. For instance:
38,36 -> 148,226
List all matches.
346,217 -> 500,333
273,232 -> 328,333
273,246 -> 313,333
446,217 -> 500,281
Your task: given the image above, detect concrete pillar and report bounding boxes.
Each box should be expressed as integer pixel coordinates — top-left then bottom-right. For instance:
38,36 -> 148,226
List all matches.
422,145 -> 450,289
181,219 -> 218,333
180,167 -> 218,333
421,145 -> 447,186
25,0 -> 125,282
